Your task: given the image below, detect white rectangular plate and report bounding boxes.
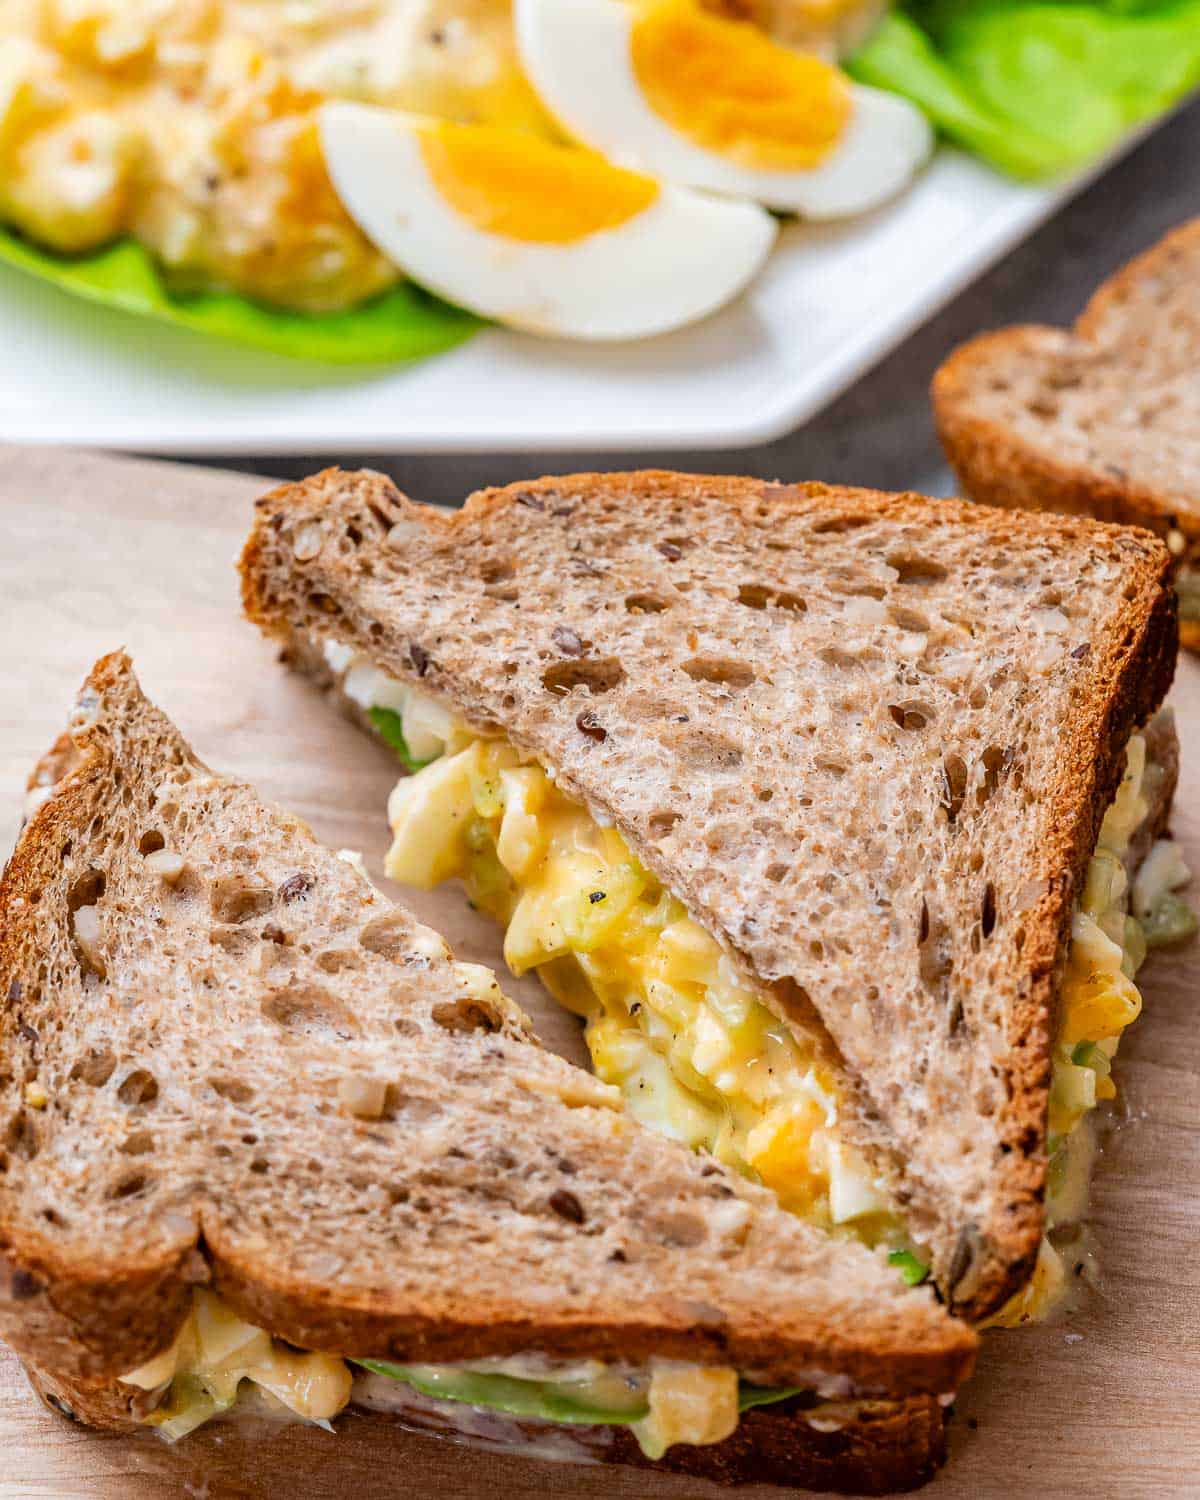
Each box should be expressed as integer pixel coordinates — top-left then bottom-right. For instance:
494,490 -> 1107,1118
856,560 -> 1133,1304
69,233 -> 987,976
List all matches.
0,125 -> 1164,456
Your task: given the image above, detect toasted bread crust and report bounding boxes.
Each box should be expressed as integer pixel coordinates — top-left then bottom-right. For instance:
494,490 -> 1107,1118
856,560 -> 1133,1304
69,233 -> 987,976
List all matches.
241,469 -> 1177,1322
23,1360 -> 949,1494
933,220 -> 1200,598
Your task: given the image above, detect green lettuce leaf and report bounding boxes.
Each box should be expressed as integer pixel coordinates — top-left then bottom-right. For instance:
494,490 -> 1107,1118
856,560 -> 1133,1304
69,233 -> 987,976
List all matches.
367,706 -> 437,773
848,2 -> 1200,178
0,227 -> 481,363
355,1361 -> 802,1429
888,1248 -> 930,1286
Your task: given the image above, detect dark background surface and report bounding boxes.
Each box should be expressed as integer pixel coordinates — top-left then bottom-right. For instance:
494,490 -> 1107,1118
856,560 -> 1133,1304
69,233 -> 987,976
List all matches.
189,94 -> 1200,506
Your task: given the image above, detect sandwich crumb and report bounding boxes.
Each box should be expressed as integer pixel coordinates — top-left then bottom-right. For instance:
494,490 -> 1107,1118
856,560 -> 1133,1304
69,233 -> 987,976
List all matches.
338,1074 -> 388,1120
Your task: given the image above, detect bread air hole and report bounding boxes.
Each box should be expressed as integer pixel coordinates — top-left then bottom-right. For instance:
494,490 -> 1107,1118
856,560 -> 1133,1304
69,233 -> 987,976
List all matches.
70,1046 -> 116,1088
262,983 -> 359,1036
981,882 -> 998,939
811,515 -> 870,535
889,605 -> 930,633
360,911 -> 434,962
117,1069 -> 159,1107
977,745 -> 1008,807
889,700 -> 934,731
681,657 -> 755,689
109,1173 -> 153,1201
431,995 -> 505,1034
625,592 -> 669,614
541,658 -> 626,696
210,876 -> 274,925
650,1209 -> 707,1248
4,1110 -> 38,1161
886,552 -> 949,585
209,1075 -> 255,1106
138,830 -> 165,855
943,754 -> 968,824
681,731 -> 743,772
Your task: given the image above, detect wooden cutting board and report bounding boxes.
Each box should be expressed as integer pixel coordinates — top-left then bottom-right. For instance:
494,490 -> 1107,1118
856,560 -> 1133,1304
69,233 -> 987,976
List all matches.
1,446 -> 1198,1500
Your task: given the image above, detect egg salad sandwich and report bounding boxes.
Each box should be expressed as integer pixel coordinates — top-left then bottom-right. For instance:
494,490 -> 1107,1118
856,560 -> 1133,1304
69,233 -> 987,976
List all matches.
933,219 -> 1200,654
241,467 -> 1192,1332
0,653 -> 977,1494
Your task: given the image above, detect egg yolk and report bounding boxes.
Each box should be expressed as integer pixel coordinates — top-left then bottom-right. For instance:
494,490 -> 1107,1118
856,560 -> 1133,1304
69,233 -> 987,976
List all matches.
418,122 -> 659,243
630,0 -> 852,170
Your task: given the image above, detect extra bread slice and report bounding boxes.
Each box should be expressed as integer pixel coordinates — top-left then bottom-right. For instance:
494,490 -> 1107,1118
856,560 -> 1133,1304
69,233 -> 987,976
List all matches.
933,218 -> 1200,647
0,654 -> 975,1480
241,468 -> 1177,1322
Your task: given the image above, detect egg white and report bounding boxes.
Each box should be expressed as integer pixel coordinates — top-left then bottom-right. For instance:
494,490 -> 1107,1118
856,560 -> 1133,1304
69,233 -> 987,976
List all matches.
319,102 -> 777,340
514,0 -> 933,217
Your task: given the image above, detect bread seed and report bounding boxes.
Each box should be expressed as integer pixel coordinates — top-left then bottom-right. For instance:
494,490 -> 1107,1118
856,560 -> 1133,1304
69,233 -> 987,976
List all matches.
144,850 -> 186,884
292,523 -> 324,561
576,710 -> 607,742
71,905 -> 104,971
548,1188 -> 585,1224
551,626 -> 584,656
23,1082 -> 47,1110
338,1075 -> 388,1120
278,872 -> 315,903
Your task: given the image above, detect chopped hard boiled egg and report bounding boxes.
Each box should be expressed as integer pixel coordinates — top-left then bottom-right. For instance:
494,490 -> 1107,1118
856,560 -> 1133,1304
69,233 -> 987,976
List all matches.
514,0 -> 932,215
384,733 -> 895,1238
318,101 -> 776,338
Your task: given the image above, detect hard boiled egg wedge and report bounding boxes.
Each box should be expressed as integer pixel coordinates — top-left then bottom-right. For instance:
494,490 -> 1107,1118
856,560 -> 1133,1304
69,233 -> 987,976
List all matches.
319,102 -> 777,341
514,0 -> 933,217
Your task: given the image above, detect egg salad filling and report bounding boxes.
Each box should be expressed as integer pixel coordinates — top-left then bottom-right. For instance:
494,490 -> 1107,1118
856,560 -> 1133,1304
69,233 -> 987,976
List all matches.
0,0 -> 551,311
121,1289 -> 803,1455
325,642 -> 1194,1326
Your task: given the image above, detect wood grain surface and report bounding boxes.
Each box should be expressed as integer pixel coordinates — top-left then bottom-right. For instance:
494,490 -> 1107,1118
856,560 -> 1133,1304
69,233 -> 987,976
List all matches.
1,446 -> 1197,1499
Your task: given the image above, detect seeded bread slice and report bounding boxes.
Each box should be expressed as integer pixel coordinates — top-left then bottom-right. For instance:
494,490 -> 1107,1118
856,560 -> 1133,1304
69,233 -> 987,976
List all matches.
0,653 -> 976,1440
241,468 -> 1176,1322
933,218 -> 1200,649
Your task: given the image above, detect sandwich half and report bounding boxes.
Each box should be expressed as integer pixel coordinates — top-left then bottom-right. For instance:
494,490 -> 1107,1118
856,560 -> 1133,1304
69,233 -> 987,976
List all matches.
242,468 -> 1190,1328
933,219 -> 1200,651
0,652 -> 976,1494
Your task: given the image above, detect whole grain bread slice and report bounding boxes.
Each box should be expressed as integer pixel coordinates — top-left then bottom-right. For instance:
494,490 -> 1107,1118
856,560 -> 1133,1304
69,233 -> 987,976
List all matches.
933,218 -> 1200,647
0,653 -> 975,1431
241,468 -> 1176,1321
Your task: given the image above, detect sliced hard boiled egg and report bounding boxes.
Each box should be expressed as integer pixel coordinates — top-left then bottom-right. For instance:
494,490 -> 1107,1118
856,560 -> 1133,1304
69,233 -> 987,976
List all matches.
514,0 -> 933,217
319,102 -> 776,340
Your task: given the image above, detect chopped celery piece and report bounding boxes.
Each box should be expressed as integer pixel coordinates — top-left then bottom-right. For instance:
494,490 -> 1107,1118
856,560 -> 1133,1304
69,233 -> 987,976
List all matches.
1070,1041 -> 1112,1078
888,1249 -> 929,1286
1142,891 -> 1199,949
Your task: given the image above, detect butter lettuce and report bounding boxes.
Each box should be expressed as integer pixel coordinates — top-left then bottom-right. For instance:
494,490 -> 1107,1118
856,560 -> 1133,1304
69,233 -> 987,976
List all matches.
849,1 -> 1200,178
356,1361 -> 801,1428
0,227 -> 480,363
